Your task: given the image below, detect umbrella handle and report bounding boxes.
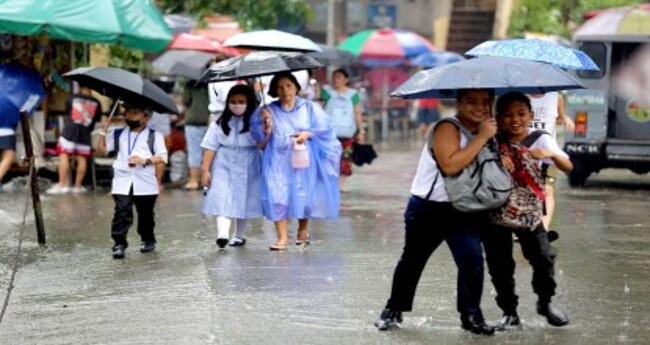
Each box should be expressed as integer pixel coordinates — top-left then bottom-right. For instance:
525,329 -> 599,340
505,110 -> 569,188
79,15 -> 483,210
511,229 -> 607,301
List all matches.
100,96 -> 121,135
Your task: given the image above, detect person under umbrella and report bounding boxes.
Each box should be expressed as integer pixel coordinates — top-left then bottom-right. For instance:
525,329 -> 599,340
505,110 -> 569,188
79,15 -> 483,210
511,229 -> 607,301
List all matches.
95,103 -> 168,259
250,72 -> 341,251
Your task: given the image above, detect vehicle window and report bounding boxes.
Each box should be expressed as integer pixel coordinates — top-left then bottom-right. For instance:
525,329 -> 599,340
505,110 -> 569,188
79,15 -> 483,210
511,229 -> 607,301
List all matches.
578,42 -> 606,79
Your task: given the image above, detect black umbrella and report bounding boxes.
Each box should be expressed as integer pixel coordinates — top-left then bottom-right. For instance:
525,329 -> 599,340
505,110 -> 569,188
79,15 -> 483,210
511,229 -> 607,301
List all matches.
152,49 -> 215,80
63,67 -> 179,114
199,51 -> 322,83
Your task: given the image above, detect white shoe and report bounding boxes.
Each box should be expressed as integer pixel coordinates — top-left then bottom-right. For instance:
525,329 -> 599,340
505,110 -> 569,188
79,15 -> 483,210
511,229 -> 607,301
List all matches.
72,186 -> 88,194
228,237 -> 246,247
46,185 -> 70,195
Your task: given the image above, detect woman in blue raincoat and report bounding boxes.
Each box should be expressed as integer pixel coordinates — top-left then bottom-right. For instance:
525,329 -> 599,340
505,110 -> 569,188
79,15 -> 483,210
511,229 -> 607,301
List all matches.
201,84 -> 263,249
251,72 -> 341,251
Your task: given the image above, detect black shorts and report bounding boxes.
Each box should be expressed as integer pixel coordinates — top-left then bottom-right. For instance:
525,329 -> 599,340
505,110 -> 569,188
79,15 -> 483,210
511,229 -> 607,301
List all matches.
0,135 -> 16,151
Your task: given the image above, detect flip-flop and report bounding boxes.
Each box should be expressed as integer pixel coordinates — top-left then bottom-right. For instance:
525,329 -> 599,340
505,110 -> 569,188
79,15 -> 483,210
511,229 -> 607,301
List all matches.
269,243 -> 288,251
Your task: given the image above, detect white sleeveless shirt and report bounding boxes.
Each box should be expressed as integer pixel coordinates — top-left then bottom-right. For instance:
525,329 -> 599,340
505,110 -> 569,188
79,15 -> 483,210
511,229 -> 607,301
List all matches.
410,129 -> 468,202
529,92 -> 559,138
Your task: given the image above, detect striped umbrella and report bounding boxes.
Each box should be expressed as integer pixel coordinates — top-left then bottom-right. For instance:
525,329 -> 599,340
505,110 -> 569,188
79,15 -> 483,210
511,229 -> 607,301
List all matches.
575,6 -> 650,37
338,28 -> 435,67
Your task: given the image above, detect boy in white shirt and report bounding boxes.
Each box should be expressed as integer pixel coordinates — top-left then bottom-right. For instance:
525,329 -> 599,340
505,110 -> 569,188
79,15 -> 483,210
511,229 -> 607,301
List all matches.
96,104 -> 168,259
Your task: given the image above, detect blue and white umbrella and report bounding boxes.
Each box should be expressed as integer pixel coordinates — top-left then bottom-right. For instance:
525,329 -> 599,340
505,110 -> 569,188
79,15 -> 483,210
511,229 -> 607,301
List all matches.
411,51 -> 465,69
391,56 -> 585,99
465,38 -> 599,71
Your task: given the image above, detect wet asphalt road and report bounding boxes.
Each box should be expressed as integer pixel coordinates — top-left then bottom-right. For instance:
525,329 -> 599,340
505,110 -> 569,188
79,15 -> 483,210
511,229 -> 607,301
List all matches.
0,140 -> 649,344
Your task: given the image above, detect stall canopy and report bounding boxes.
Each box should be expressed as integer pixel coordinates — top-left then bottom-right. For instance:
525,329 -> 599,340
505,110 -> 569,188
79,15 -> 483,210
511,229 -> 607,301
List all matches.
0,0 -> 172,52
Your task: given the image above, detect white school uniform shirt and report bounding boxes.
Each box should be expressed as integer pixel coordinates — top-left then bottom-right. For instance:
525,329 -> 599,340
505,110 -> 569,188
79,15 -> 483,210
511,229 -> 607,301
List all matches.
106,127 -> 168,196
410,130 -> 469,202
527,129 -> 568,167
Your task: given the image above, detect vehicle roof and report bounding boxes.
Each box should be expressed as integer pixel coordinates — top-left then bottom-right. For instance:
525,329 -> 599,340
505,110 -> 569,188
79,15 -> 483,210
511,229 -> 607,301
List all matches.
573,35 -> 650,43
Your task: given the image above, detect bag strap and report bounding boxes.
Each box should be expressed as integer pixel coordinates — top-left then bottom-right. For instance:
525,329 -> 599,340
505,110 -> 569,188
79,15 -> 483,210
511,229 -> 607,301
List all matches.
521,130 -> 550,148
147,129 -> 156,155
112,127 -> 156,156
505,143 -> 545,200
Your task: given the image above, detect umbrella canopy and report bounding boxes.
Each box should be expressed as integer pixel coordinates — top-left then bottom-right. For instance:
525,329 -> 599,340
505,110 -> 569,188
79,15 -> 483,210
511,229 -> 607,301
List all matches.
152,50 -> 215,81
200,51 -> 323,83
0,62 -> 45,129
168,33 -> 241,55
575,6 -> 650,37
224,29 -> 322,52
391,56 -> 585,99
411,51 -> 465,69
63,67 -> 178,114
307,44 -> 358,66
0,0 -> 172,52
465,39 -> 599,71
338,28 -> 436,66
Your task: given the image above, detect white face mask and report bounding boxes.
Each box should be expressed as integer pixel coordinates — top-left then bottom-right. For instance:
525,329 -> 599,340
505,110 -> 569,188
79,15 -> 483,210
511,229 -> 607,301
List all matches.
229,103 -> 247,116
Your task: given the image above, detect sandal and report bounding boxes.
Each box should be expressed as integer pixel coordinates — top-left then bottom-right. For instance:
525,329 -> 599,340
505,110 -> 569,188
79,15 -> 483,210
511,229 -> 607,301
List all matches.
295,234 -> 310,246
269,243 -> 288,251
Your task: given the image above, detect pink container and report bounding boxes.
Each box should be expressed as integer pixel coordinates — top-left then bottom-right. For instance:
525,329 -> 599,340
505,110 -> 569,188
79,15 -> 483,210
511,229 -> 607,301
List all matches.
292,142 -> 310,169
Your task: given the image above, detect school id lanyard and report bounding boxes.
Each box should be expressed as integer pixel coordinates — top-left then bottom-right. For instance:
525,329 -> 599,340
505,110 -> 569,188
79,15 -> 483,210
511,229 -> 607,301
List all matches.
128,129 -> 142,156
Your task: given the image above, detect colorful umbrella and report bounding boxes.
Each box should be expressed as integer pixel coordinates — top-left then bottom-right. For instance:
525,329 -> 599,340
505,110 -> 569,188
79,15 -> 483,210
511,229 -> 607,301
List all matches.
0,0 -> 172,52
168,33 -> 241,56
465,39 -> 599,71
575,6 -> 650,37
0,62 -> 44,130
391,56 -> 585,99
338,29 -> 435,66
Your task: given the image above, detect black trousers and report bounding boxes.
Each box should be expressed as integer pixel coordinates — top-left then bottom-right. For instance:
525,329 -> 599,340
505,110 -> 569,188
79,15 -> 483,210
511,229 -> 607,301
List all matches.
385,196 -> 487,318
483,223 -> 556,314
111,187 -> 158,247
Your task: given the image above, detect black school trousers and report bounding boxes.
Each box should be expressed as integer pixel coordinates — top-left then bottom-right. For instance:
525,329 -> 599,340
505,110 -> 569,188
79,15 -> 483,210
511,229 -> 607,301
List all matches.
483,223 -> 557,314
111,186 -> 158,247
384,196 -> 487,319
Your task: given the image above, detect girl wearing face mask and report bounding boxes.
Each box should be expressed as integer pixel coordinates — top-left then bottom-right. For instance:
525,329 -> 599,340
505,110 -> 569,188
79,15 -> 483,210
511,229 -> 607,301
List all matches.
200,84 -> 263,249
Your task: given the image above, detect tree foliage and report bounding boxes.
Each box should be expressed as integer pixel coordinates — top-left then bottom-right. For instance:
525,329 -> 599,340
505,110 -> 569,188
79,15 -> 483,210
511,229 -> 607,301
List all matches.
508,0 -> 645,38
156,0 -> 312,30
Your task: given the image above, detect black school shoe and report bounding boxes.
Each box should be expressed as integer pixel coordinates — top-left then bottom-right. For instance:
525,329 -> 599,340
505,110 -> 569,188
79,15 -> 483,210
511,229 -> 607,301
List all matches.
374,308 -> 403,331
216,238 -> 228,249
494,312 -> 521,331
140,242 -> 156,253
461,314 -> 496,336
112,245 -> 126,259
537,302 -> 569,327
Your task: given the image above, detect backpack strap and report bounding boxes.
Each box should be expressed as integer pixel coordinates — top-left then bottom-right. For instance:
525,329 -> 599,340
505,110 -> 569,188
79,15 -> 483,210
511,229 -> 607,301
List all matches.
521,129 -> 551,180
521,130 -> 550,148
147,129 -> 156,155
109,128 -> 125,158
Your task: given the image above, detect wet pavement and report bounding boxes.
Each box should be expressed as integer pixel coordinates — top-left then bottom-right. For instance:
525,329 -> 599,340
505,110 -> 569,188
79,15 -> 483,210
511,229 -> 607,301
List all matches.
0,140 -> 649,344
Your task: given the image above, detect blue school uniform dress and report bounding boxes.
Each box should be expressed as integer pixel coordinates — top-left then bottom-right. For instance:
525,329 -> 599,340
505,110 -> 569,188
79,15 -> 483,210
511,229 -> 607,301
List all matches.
201,118 -> 263,218
250,97 -> 341,221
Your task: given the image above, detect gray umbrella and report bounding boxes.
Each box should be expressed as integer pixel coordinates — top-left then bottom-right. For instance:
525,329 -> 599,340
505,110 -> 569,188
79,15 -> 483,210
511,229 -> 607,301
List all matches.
199,51 -> 322,83
64,67 -> 178,114
307,44 -> 358,66
152,49 -> 215,80
391,56 -> 585,99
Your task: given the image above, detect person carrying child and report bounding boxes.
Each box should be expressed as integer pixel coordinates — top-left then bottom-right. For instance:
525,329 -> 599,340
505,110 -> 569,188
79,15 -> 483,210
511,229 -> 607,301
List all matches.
200,85 -> 262,249
484,91 -> 573,330
96,103 -> 168,259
